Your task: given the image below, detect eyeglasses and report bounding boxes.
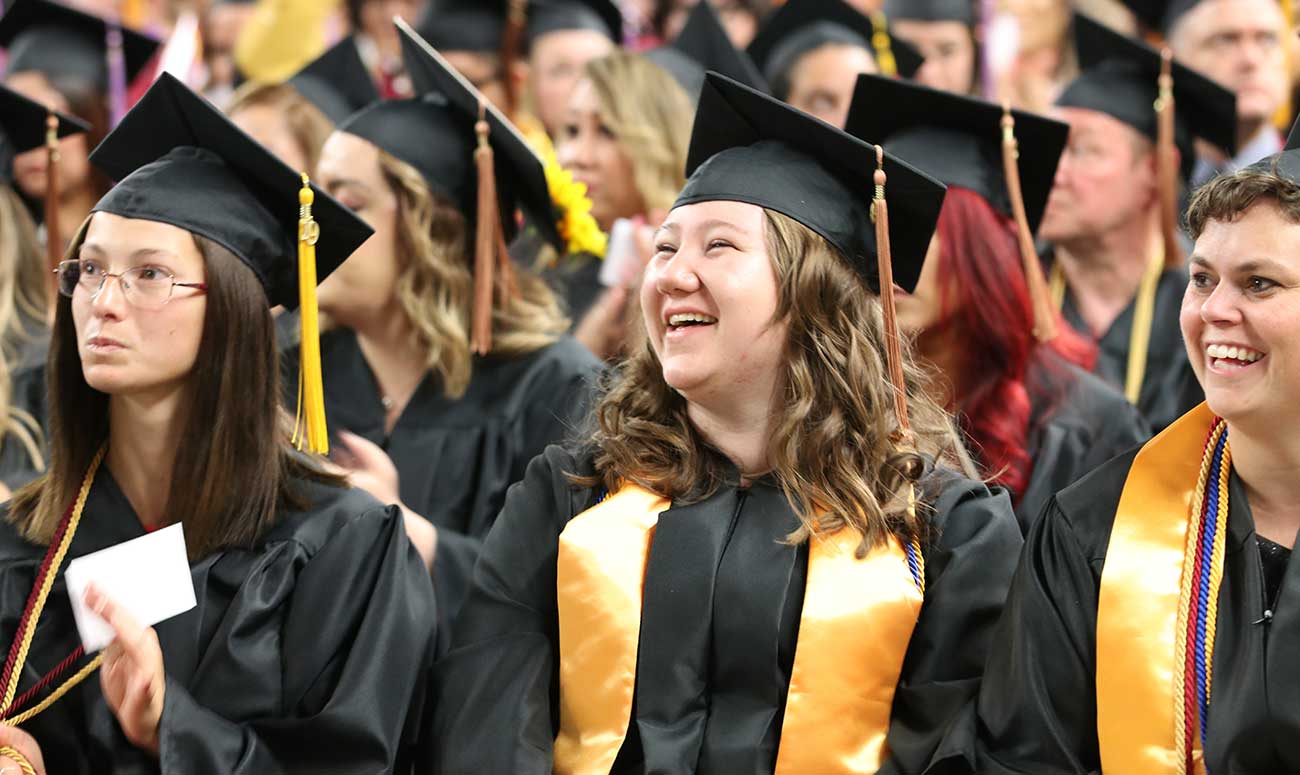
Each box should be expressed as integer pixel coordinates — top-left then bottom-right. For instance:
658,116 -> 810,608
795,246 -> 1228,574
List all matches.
54,259 -> 208,310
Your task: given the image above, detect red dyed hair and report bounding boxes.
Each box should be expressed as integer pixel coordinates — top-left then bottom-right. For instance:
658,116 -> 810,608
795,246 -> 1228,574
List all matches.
918,187 -> 1095,499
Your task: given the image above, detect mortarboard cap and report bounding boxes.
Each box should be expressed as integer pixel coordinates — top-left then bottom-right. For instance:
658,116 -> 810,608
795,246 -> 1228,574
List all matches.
1245,114 -> 1300,180
394,18 -> 563,252
675,71 -> 946,293
847,73 -> 1067,235
417,0 -> 618,54
0,82 -> 90,183
0,0 -> 161,92
649,0 -> 768,97
286,36 -> 380,125
527,0 -> 621,43
747,0 -> 924,91
1056,12 -> 1236,180
89,73 -> 373,310
883,0 -> 976,25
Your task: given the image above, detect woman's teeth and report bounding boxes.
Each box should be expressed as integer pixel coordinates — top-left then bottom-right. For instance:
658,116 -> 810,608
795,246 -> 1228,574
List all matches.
668,313 -> 718,327
1205,344 -> 1264,364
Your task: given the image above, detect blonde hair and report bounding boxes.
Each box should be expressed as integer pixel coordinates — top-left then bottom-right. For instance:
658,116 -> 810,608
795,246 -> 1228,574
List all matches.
227,82 -> 335,176
585,52 -> 694,215
577,210 -> 972,553
378,150 -> 570,398
0,186 -> 50,473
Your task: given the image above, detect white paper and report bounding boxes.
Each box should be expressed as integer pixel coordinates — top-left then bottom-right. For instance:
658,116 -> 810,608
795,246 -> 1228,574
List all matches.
64,523 -> 197,653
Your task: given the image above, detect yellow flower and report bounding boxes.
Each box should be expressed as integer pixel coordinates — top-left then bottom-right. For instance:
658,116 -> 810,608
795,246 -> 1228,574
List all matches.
544,151 -> 607,259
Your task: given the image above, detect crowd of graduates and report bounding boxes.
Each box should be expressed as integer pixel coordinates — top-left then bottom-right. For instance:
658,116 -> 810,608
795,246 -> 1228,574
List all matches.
0,0 -> 1298,772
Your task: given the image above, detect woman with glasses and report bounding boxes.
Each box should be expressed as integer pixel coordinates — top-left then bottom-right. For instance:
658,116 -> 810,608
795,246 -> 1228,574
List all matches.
0,74 -> 435,773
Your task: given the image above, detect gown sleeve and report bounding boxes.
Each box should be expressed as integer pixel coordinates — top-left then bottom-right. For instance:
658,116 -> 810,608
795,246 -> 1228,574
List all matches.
878,477 -> 1024,775
156,504 -> 436,775
429,446 -> 589,775
975,496 -> 1105,775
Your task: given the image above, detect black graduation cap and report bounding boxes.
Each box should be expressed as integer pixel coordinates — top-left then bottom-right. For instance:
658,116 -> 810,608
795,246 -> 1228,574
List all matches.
286,36 -> 380,125
747,0 -> 924,94
1056,12 -> 1236,180
676,71 -> 946,293
0,82 -> 89,184
88,73 -> 374,309
1245,113 -> 1300,179
0,0 -> 161,91
846,73 -> 1066,234
648,0 -> 768,97
1121,0 -> 1222,34
334,19 -> 562,252
527,0 -> 621,43
882,0 -> 976,25
416,0 -> 618,54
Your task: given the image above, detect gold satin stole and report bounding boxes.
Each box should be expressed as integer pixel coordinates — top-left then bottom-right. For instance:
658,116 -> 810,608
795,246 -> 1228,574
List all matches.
553,485 -> 923,775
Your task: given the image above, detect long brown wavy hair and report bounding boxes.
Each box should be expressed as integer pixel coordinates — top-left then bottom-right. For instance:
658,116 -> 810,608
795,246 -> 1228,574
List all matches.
9,223 -> 343,558
0,185 -> 50,472
577,209 -> 972,553
377,149 -> 569,398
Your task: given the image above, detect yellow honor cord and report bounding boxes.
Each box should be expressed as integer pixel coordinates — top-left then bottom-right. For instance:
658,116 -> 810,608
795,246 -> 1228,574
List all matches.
1048,249 -> 1163,406
869,12 -> 897,78
0,745 -> 35,775
293,174 -> 329,455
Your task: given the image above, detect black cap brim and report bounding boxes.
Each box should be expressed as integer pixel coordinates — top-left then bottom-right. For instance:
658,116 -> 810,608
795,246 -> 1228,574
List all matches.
678,71 -> 946,294
747,0 -> 925,81
396,18 -> 563,252
847,73 -> 1067,234
287,36 -> 380,125
0,0 -> 161,87
667,0 -> 768,94
89,73 -> 373,309
883,0 -> 976,25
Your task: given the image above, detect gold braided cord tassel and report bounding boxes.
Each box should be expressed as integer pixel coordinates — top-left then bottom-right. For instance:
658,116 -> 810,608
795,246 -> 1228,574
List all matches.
0,745 -> 35,775
1000,104 -> 1057,343
293,174 -> 329,455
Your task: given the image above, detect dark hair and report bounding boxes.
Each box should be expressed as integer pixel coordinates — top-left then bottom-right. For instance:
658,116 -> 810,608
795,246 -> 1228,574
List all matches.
1186,166 -> 1300,240
920,188 -> 1095,499
8,222 -> 344,558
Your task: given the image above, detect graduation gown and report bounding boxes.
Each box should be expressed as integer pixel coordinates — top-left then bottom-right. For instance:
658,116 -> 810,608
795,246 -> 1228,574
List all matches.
0,311 -> 51,491
281,328 -> 602,624
0,468 -> 436,774
977,443 -> 1300,773
1016,355 -> 1150,532
539,255 -> 605,328
1058,265 -> 1200,434
431,445 -> 1024,774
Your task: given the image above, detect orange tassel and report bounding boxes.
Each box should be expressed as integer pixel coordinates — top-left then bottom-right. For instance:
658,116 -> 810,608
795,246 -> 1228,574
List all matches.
871,145 -> 911,438
1156,48 -> 1184,269
472,102 -> 501,355
43,113 -> 61,280
1001,104 -> 1057,343
499,0 -> 528,120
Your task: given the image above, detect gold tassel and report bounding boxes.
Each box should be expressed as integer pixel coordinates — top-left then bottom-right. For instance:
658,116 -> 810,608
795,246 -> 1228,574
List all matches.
1155,48 -> 1185,269
293,173 -> 329,454
1001,104 -> 1057,343
44,113 -> 61,286
472,102 -> 501,356
500,0 -> 528,121
870,145 -> 911,439
869,12 -> 898,78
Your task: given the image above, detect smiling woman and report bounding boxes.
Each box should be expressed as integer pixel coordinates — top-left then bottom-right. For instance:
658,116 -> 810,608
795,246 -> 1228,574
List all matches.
977,142 -> 1300,772
432,72 -> 1023,775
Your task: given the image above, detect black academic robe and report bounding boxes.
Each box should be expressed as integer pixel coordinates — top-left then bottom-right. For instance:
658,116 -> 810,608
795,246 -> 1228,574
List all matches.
0,469 -> 436,774
281,329 -> 602,624
977,450 -> 1300,773
431,445 -> 1024,775
1016,356 -> 1150,532
539,254 -> 604,327
0,312 -> 51,491
1058,266 -> 1200,434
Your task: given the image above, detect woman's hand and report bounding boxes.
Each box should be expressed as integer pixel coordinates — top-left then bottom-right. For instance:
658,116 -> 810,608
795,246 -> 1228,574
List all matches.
331,432 -> 437,570
86,584 -> 165,756
0,725 -> 45,774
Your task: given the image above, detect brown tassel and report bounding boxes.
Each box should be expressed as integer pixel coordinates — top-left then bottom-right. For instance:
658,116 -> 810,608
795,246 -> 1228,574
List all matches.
499,0 -> 528,121
472,101 -> 501,355
871,145 -> 911,439
1001,104 -> 1057,343
43,113 -> 61,283
1156,48 -> 1184,269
